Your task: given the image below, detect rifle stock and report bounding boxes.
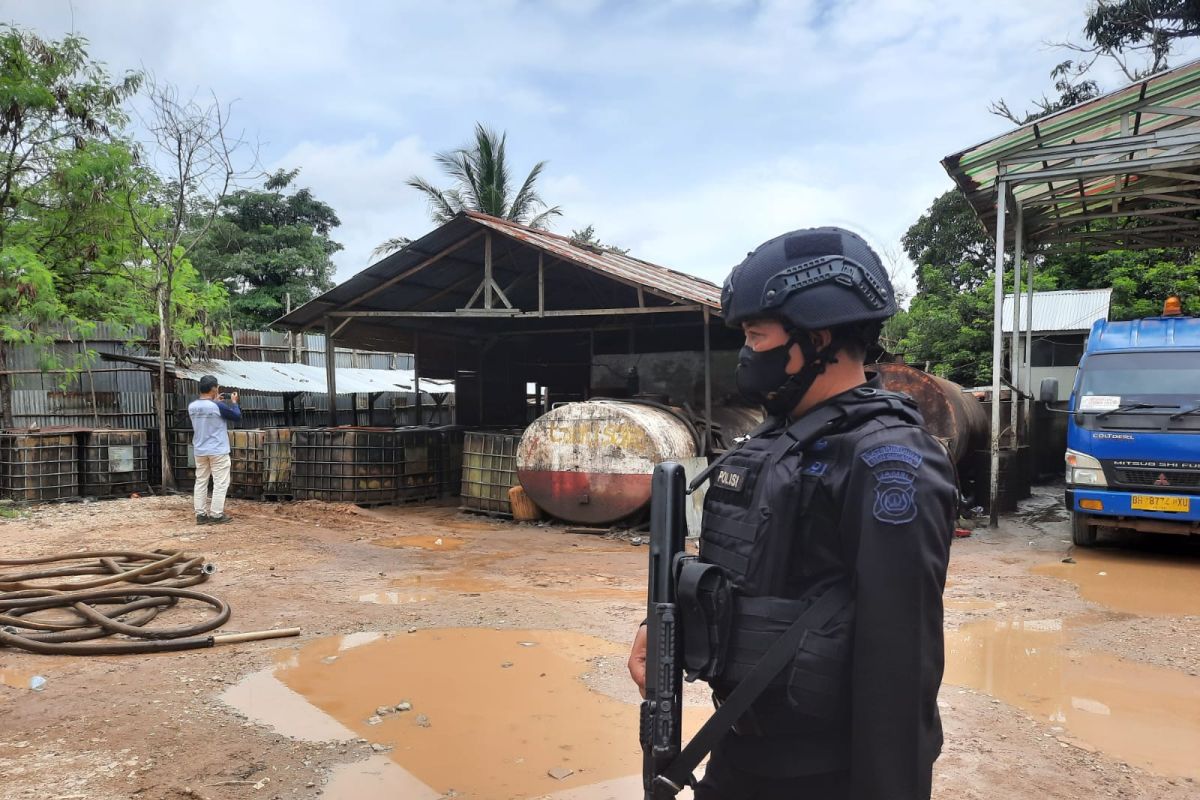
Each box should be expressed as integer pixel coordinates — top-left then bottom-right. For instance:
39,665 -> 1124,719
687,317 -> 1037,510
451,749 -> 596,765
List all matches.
640,461 -> 688,798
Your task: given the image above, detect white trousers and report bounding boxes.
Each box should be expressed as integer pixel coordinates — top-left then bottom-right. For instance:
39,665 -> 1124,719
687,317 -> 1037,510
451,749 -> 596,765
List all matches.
194,454 -> 232,516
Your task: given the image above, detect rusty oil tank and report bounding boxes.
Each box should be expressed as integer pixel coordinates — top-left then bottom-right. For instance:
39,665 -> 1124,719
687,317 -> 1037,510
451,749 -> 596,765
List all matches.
874,363 -> 988,464
516,400 -> 699,525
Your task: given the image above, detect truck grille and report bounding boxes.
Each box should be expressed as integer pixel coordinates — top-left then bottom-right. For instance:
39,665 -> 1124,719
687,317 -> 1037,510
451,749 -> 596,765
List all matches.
1112,468 -> 1200,489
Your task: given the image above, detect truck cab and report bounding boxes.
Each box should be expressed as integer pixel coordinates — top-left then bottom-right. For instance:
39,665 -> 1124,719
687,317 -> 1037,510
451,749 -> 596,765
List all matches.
1060,298 -> 1200,546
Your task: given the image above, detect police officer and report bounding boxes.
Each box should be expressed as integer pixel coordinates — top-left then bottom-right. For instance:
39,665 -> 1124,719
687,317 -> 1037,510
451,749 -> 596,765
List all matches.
628,227 -> 956,800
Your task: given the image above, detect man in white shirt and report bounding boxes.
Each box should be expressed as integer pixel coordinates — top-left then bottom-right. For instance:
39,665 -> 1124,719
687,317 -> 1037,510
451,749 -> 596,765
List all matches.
187,375 -> 241,525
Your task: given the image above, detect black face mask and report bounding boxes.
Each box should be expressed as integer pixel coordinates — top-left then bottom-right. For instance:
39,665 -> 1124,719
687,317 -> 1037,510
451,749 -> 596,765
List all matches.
736,342 -> 800,416
735,334 -> 835,417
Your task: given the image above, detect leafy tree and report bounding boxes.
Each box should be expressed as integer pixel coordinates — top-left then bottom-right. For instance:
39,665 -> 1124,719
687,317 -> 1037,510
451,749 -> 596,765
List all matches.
900,189 -> 992,295
376,123 -> 561,256
127,78 -> 244,487
0,27 -> 144,426
1084,0 -> 1200,79
191,168 -> 341,328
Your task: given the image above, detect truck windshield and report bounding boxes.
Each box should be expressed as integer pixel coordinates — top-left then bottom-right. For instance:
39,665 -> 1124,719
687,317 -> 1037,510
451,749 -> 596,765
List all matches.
1078,351 -> 1200,403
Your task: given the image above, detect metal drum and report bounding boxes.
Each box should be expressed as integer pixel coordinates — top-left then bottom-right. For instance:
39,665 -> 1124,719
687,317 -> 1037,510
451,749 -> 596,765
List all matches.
874,363 -> 988,465
516,400 -> 698,525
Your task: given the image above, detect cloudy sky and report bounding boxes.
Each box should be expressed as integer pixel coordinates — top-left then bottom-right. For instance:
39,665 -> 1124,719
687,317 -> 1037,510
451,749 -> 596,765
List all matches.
4,0 -> 1190,291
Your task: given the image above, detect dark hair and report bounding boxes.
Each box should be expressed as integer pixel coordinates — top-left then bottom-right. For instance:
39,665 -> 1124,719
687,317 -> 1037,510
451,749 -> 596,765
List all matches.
830,321 -> 882,361
198,375 -> 219,394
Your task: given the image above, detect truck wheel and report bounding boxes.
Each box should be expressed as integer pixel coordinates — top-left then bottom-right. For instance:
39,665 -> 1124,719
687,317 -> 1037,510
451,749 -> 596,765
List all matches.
1071,512 -> 1098,547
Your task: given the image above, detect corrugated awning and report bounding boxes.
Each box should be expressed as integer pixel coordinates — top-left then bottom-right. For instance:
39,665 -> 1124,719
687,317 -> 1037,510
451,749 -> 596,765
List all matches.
1000,288 -> 1111,333
944,58 -> 1200,251
100,355 -> 454,396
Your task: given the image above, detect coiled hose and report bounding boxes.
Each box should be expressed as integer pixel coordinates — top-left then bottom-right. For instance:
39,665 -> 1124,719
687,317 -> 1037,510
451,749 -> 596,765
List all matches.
0,550 -> 297,655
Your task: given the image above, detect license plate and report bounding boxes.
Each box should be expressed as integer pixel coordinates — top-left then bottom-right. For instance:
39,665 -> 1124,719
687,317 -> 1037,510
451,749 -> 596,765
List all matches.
1131,495 -> 1191,513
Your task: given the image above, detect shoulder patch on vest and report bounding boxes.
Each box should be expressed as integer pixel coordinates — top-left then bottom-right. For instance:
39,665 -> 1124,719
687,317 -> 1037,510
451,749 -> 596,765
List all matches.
872,468 -> 918,525
860,443 -> 923,469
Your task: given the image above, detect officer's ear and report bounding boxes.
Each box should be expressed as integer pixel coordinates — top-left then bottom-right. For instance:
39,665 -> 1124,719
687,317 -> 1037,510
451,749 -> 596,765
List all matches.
809,329 -> 832,350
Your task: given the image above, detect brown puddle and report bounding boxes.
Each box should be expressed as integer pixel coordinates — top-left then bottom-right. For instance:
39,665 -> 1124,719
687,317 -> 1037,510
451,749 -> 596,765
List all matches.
229,629 -> 652,798
945,618 -> 1200,779
381,572 -> 642,602
1033,550 -> 1200,617
944,599 -> 1001,612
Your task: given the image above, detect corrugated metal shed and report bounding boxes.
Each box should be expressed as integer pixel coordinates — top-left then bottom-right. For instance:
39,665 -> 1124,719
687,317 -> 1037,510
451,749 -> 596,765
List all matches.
273,210 -> 723,352
944,58 -> 1200,250
1001,288 -> 1112,334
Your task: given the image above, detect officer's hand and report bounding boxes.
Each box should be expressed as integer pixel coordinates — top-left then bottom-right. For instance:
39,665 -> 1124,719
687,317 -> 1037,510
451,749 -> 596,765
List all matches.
230,391 -> 239,405
628,623 -> 648,698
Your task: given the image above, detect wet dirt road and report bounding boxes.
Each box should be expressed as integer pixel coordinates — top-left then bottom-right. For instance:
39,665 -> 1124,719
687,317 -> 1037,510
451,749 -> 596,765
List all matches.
0,488 -> 1197,799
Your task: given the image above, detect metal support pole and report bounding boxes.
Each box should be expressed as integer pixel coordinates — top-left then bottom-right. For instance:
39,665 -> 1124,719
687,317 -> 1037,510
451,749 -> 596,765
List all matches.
1024,252 -> 1036,428
323,318 -> 338,427
413,333 -> 422,427
1009,204 -> 1023,446
989,182 -> 1008,528
702,307 -> 713,455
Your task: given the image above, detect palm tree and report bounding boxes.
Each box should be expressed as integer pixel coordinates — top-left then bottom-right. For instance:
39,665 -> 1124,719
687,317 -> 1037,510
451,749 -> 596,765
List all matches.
373,123 -> 561,258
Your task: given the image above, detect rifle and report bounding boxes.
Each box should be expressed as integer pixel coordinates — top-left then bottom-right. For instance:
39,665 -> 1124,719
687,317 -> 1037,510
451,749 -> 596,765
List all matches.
640,461 -> 688,799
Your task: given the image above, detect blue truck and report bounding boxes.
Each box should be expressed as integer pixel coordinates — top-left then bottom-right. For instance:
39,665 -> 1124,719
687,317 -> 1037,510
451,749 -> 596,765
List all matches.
1046,298 -> 1200,547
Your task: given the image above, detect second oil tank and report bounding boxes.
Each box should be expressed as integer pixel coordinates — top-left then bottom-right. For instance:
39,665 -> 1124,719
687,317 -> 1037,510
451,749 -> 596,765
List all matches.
874,362 -> 988,464
516,400 -> 698,525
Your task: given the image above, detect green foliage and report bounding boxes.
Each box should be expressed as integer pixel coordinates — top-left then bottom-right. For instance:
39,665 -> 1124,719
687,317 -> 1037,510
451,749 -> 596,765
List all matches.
569,224 -> 629,255
380,123 -> 562,255
190,168 -> 341,328
0,27 -> 151,378
901,190 -> 991,294
1085,0 -> 1200,76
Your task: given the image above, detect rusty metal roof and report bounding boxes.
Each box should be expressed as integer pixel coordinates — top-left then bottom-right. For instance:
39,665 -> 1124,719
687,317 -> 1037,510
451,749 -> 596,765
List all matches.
463,211 -> 722,308
273,211 -> 722,346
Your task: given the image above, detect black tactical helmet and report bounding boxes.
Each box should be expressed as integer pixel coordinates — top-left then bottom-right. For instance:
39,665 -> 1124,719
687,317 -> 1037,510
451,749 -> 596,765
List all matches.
721,226 -> 896,330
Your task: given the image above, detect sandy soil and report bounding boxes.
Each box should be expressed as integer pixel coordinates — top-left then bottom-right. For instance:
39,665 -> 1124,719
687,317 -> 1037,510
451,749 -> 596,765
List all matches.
0,486 -> 1197,799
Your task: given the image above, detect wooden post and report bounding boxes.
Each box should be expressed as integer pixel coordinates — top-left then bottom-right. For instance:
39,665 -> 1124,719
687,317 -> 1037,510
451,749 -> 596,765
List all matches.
413,332 -> 422,427
703,307 -> 713,454
538,252 -> 545,317
484,232 -> 494,310
324,318 -> 338,427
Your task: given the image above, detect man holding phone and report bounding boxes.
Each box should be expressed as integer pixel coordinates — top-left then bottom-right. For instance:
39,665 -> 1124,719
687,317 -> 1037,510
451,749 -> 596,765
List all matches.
188,375 -> 241,525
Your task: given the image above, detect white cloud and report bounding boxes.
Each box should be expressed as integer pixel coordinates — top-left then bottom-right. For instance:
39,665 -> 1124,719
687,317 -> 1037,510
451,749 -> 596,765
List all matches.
271,136 -> 436,280
4,0 -> 1170,299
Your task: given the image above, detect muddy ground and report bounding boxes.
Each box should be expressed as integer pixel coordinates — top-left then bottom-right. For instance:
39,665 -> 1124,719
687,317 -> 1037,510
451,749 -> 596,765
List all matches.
1,486 -> 1198,800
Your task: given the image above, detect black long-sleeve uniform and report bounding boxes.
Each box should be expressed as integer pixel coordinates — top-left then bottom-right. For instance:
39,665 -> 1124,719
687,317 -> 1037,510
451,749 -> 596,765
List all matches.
697,377 -> 956,799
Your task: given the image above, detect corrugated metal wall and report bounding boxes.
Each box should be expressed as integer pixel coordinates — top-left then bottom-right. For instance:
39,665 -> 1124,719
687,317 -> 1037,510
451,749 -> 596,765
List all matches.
2,328 -> 430,431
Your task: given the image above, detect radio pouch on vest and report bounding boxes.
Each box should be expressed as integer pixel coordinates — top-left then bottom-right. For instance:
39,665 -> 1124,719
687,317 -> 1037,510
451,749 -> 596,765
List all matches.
654,581 -> 853,796
676,557 -> 732,682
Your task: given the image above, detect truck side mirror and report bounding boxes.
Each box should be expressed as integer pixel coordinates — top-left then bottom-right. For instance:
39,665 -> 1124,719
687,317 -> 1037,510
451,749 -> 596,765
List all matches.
1039,378 -> 1059,403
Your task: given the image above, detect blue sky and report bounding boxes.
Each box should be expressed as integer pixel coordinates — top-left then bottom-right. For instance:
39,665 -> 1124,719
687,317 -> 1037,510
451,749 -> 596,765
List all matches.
5,0 -> 1191,292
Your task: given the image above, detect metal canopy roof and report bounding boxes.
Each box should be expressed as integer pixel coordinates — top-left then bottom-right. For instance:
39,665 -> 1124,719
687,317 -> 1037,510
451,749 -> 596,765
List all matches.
944,57 -> 1200,251
1000,288 -> 1112,334
273,211 -> 722,352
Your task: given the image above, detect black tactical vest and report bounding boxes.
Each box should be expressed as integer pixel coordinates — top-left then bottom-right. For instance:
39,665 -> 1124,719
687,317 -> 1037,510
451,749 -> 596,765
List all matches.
696,386 -> 924,730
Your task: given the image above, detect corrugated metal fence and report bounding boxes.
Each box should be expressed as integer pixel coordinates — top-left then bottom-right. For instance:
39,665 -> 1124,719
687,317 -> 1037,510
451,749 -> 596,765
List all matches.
0,327 -> 442,431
